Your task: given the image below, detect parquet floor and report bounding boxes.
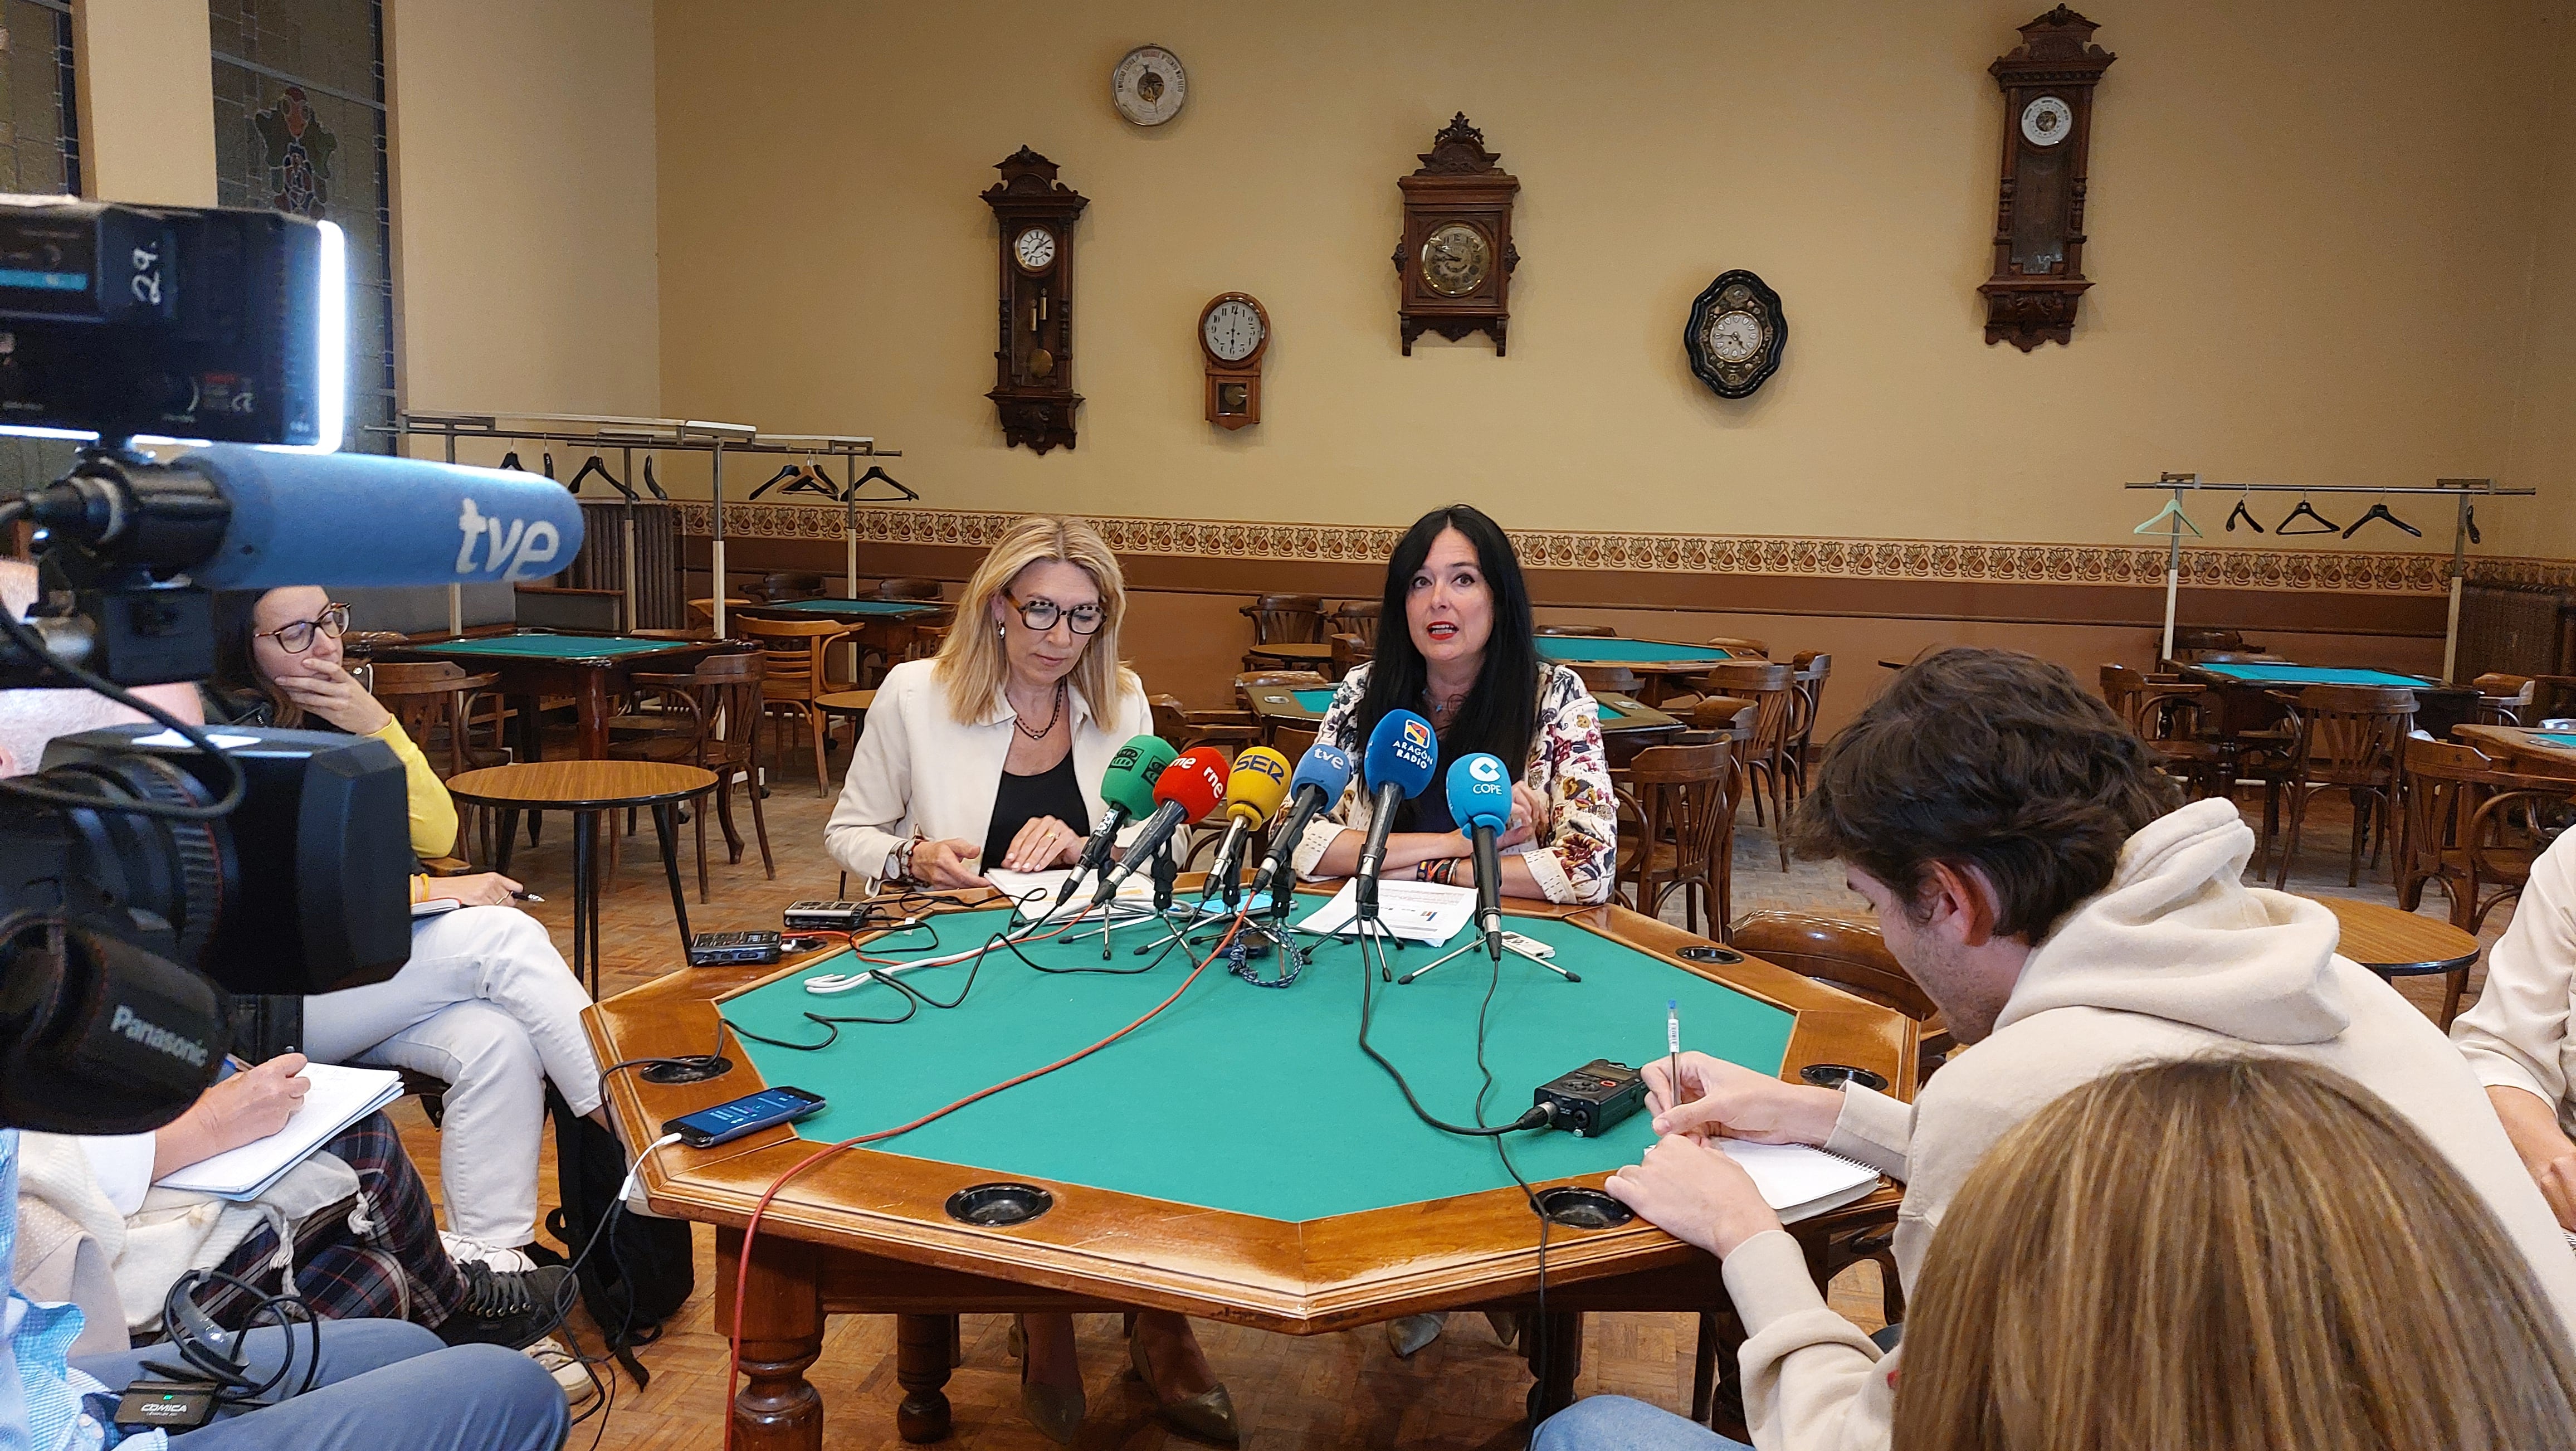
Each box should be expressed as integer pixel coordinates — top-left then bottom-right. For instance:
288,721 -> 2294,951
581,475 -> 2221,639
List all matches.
396,737 -> 2495,1450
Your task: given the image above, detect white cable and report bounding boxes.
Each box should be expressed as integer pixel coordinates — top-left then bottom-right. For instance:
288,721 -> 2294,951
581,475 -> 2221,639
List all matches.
617,1132 -> 685,1206
801,888 -> 1113,994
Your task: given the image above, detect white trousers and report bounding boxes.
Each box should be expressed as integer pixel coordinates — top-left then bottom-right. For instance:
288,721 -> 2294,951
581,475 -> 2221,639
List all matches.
302,906 -> 601,1248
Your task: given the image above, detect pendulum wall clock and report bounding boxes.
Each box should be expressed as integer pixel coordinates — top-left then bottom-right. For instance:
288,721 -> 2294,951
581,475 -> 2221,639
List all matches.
982,147 -> 1087,452
1393,114 -> 1519,356
1199,292 -> 1269,429
1978,7 -> 2115,350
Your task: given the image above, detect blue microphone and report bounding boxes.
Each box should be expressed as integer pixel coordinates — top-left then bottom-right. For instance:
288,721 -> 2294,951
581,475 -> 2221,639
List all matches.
1447,753 -> 1512,961
1354,710 -> 1438,924
25,445 -> 586,590
1246,741 -> 1354,913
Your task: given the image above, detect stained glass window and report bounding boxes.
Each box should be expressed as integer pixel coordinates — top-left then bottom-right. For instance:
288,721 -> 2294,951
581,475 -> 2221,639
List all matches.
209,0 -> 392,454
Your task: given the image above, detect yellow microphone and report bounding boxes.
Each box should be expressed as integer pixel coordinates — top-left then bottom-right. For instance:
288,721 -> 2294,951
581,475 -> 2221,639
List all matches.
1202,747 -> 1290,904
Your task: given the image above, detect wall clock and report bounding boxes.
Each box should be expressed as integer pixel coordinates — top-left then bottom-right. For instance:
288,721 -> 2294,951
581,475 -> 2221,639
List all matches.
1979,7 -> 2115,349
981,147 -> 1087,453
1199,292 -> 1269,429
1392,114 -> 1519,356
1684,271 -> 1785,399
1111,45 -> 1187,126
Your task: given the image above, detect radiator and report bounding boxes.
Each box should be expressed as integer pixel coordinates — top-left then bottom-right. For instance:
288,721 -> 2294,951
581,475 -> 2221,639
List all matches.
2457,583 -> 2574,681
569,500 -> 684,630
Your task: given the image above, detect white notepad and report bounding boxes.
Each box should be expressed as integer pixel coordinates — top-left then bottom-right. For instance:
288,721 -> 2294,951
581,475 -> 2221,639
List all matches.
1717,1140 -> 1884,1223
157,1063 -> 405,1202
986,866 -> 1167,924
1294,879 -> 1479,946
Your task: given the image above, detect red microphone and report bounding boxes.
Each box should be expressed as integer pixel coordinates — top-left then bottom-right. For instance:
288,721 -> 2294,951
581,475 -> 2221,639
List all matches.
1091,747 -> 1230,902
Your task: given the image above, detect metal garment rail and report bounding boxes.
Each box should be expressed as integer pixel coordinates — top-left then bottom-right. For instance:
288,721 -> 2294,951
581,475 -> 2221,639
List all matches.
382,412 -> 906,638
2119,475 -> 2538,681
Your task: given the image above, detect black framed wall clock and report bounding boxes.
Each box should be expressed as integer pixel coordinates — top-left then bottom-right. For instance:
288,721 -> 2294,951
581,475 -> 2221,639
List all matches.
1684,270 -> 1785,398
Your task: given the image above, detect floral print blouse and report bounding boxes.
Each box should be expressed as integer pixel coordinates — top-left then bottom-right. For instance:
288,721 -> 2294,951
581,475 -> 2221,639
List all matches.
1290,661 -> 1617,904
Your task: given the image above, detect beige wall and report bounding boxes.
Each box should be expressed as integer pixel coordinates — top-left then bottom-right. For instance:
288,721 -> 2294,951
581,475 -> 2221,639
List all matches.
73,0 -> 217,205
385,0 -> 660,423
2506,21 -> 2576,558
652,0 -> 2573,552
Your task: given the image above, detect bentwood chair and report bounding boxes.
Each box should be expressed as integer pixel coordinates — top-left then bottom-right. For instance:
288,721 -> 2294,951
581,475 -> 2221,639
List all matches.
2398,734 -> 2574,937
611,650 -> 774,900
368,660 -> 509,862
2100,664 -> 2222,798
1707,660 -> 1799,870
2474,673 -> 2538,726
1613,740 -> 1737,938
1327,632 -> 1372,681
2269,684 -> 2416,889
1149,694 -> 1261,756
1783,653 -> 1833,808
877,577 -> 944,601
1326,599 -> 1381,642
1571,664 -> 1645,698
1704,636 -> 1770,659
739,615 -> 856,791
1239,593 -> 1328,645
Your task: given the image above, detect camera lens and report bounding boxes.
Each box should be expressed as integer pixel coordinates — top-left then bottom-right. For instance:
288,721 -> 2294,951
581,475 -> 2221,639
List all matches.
4,752 -> 233,970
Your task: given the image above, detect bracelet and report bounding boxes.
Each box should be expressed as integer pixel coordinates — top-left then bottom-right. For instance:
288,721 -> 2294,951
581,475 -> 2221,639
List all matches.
1414,860 -> 1431,882
890,835 -> 922,883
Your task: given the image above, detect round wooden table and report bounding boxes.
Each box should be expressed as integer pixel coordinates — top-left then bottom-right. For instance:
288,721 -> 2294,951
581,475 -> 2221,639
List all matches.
2307,894 -> 2482,1027
814,689 -> 876,723
2455,723 -> 2576,778
448,761 -> 719,994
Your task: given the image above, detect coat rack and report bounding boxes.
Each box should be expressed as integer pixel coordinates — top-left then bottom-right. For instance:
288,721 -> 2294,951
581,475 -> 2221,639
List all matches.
2119,475 -> 2536,681
387,412 -> 906,638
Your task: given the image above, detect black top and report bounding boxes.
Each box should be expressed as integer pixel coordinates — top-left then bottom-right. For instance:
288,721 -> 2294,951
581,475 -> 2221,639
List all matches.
984,751 -> 1090,868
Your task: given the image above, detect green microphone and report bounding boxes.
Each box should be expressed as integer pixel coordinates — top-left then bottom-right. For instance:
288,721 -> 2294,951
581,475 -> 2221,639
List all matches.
1055,733 -> 1178,909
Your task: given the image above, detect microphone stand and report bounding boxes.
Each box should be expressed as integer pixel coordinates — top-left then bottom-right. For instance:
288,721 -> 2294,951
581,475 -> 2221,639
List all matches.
1397,929 -> 1577,986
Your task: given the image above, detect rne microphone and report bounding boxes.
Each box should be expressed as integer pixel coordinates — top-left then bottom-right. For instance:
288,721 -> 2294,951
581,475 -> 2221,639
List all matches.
1199,746 -> 1290,904
1056,734 -> 1178,910
1245,742 -> 1353,913
1092,747 -> 1230,905
1446,753 -> 1513,961
1354,710 -> 1438,922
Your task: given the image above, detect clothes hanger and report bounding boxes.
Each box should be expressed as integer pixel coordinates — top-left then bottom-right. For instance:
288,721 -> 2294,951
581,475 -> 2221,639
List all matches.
542,451 -> 557,481
784,456 -> 838,499
2467,504 -> 2481,544
569,454 -> 638,502
745,463 -> 803,501
845,463 -> 919,502
2225,483 -> 2263,533
2341,495 -> 2422,539
498,450 -> 525,472
2276,493 -> 2340,535
2132,496 -> 2202,538
641,455 -> 667,501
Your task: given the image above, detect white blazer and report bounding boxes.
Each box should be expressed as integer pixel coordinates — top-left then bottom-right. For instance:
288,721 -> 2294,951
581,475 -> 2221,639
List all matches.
824,658 -> 1155,884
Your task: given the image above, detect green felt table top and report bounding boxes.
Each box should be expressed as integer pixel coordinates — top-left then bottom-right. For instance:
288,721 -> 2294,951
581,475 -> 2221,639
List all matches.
1535,639 -> 1734,666
413,633 -> 690,660
749,598 -> 940,617
720,908 -> 1793,1223
2533,733 -> 2576,749
1280,687 -> 1635,724
2193,663 -> 2436,688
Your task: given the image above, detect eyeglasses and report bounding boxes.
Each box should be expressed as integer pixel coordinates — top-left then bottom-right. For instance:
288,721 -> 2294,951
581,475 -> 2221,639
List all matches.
1006,593 -> 1105,636
260,603 -> 351,653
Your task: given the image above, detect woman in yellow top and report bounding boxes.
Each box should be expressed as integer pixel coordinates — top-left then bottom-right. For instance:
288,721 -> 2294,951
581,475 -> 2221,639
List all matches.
203,587 -> 602,1272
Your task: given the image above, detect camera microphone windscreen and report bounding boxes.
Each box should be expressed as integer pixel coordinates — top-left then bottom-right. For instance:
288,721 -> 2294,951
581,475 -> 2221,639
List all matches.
1363,710 -> 1439,802
172,446 -> 587,590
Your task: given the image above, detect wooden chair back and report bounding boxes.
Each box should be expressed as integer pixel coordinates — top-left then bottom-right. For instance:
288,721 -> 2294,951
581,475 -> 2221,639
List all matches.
1536,624 -> 1617,637
2397,736 -> 2492,907
1269,722 -> 1318,762
877,577 -> 943,601
749,572 -> 825,602
1691,695 -> 1757,739
1572,663 -> 1644,697
2172,627 -> 2250,654
1328,631 -> 1372,681
1704,636 -> 1770,658
739,616 -> 851,702
367,660 -> 504,779
623,651 -> 768,766
2100,663 -> 2205,742
1707,661 -> 1796,756
689,597 -> 750,631
2283,684 -> 2414,781
1731,911 -> 1939,1025
1326,600 -> 1382,641
1240,593 -> 1327,645
1616,740 -> 1736,937
1787,653 -> 1831,752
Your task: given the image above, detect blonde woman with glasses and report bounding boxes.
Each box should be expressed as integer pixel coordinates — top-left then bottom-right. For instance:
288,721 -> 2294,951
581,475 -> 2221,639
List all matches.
823,514 -> 1236,1445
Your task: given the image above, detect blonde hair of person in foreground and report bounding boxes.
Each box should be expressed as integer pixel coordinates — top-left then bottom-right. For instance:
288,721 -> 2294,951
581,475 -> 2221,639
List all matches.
1892,1055 -> 2576,1451
930,514 -> 1136,726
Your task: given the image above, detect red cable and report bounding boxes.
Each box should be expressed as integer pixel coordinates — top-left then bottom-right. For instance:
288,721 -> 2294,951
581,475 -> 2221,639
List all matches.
719,912 -> 1246,1450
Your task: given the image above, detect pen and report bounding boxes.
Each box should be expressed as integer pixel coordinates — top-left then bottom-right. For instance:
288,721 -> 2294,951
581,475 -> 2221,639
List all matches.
1666,1000 -> 1681,1119
511,890 -> 544,902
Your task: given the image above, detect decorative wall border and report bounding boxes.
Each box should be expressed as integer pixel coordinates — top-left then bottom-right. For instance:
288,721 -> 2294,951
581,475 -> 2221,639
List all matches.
674,501 -> 2567,595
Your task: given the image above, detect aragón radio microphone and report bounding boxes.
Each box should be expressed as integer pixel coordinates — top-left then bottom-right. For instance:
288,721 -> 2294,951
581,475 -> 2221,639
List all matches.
1353,710 -> 1439,924
1201,747 -> 1289,905
1091,747 -> 1230,907
1055,734 -> 1178,911
1447,753 -> 1512,962
1246,742 -> 1353,915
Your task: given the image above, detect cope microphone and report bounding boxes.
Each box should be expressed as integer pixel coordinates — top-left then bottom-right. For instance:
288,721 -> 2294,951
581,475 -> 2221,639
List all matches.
1354,710 -> 1438,922
1447,753 -> 1512,962
1246,742 -> 1353,913
1055,734 -> 1178,910
26,445 -> 587,590
1092,747 -> 1230,906
1200,747 -> 1289,904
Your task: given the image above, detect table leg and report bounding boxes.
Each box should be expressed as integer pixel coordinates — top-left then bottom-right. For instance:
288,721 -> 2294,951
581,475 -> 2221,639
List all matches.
652,800 -> 695,952
495,809 -> 520,877
1524,1311 -> 1584,1423
719,1226 -> 826,1451
570,809 -> 597,997
579,672 -> 611,759
894,1313 -> 956,1443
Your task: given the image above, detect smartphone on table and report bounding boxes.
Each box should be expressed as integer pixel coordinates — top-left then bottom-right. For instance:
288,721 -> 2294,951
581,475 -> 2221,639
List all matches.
662,1085 -> 827,1148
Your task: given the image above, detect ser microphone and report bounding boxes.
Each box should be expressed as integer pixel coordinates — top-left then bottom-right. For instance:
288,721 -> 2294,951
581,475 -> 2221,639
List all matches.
1446,752 -> 1513,962
1093,747 -> 1230,905
1354,710 -> 1438,922
1245,742 -> 1353,912
1055,734 -> 1178,910
25,445 -> 588,590
1200,747 -> 1289,903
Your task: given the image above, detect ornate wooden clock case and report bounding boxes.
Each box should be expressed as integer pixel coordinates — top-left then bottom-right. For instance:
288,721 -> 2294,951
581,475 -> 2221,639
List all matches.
1979,7 -> 2115,350
982,147 -> 1087,452
1392,114 -> 1519,356
1198,292 -> 1269,430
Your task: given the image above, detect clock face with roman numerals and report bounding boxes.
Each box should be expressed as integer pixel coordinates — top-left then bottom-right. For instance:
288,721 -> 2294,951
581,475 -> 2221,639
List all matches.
1013,227 -> 1057,273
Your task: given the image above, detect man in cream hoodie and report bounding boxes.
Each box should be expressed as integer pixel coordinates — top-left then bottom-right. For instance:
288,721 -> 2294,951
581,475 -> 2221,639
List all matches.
1536,649 -> 2576,1451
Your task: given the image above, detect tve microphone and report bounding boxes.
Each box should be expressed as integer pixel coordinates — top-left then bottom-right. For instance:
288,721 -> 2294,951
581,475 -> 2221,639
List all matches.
1245,742 -> 1353,910
1447,753 -> 1513,961
1200,747 -> 1290,903
1354,710 -> 1438,921
25,445 -> 587,590
1093,747 -> 1230,905
1056,734 -> 1177,910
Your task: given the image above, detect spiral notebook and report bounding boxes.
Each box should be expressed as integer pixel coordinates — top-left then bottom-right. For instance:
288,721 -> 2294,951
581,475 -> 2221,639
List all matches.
157,1063 -> 406,1202
1717,1140 -> 1884,1223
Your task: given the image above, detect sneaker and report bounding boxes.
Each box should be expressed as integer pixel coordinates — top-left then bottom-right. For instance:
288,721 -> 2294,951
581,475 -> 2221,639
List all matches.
526,1337 -> 598,1408
441,1233 -> 537,1273
436,1262 -> 575,1350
